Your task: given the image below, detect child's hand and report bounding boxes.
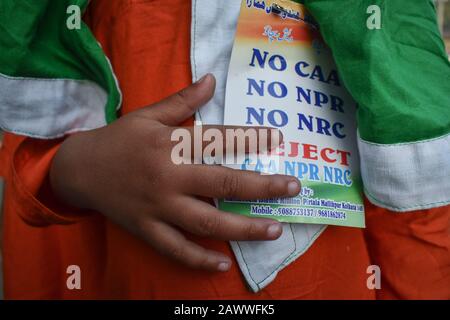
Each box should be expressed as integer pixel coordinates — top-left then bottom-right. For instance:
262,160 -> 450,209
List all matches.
50,74 -> 301,272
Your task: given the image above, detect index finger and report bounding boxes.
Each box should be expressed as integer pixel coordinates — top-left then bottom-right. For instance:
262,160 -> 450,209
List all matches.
181,164 -> 301,200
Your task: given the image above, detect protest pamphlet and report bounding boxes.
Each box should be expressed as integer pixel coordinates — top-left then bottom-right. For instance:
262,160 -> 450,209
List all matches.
220,0 -> 365,228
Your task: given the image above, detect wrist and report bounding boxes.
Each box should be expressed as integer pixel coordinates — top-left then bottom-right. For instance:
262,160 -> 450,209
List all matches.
49,131 -> 97,211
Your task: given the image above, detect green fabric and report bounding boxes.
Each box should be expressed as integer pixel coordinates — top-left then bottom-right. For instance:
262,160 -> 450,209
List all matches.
297,0 -> 450,144
0,0 -> 119,123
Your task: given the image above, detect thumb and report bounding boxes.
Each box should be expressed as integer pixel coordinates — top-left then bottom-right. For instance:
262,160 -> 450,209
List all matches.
145,74 -> 216,126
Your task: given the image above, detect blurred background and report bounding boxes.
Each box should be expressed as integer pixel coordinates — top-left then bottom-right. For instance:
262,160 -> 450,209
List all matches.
0,0 -> 449,300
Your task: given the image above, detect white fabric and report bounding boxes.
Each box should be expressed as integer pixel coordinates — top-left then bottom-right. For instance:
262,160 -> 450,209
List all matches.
191,0 -> 240,125
230,224 -> 326,291
359,132 -> 450,212
191,0 -> 326,292
0,72 -> 107,139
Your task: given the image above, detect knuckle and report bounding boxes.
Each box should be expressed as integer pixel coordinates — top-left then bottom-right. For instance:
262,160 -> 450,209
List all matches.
173,90 -> 191,110
220,172 -> 241,197
244,222 -> 260,239
198,214 -> 222,237
176,88 -> 188,100
133,218 -> 152,238
261,178 -> 275,196
167,244 -> 186,262
153,128 -> 171,148
194,251 -> 211,270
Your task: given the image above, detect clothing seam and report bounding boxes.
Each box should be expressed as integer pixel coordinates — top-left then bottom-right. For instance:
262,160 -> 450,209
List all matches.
0,124 -> 100,140
359,131 -> 450,147
11,151 -> 78,225
192,0 -> 203,123
359,131 -> 450,211
193,0 -> 198,81
0,72 -> 109,138
236,223 -> 297,290
252,225 -> 325,289
364,188 -> 450,212
0,71 -> 105,85
102,51 -> 123,114
279,225 -> 326,268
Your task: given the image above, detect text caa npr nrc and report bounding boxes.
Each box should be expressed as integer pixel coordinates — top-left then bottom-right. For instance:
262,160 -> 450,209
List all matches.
246,48 -> 347,140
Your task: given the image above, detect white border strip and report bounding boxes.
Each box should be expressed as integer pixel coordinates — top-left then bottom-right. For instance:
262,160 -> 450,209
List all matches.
0,72 -> 107,139
358,132 -> 450,212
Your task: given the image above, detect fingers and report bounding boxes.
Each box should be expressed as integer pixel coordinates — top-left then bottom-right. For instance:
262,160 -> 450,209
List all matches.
138,219 -> 232,272
145,74 -> 216,126
182,165 -> 301,200
179,125 -> 284,156
162,196 -> 283,241
169,125 -> 284,167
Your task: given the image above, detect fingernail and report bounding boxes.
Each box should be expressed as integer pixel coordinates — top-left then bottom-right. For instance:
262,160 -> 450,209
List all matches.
288,180 -> 300,197
217,261 -> 230,272
196,74 -> 209,84
267,223 -> 282,238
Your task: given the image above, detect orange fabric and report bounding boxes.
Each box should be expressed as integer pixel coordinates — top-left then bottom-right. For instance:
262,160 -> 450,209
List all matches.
364,200 -> 450,299
2,133 -> 374,299
0,0 -> 446,299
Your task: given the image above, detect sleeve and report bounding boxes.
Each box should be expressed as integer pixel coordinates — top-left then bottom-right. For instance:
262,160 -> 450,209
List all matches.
0,1 -> 121,225
9,136 -> 95,226
301,0 -> 450,212
0,0 -> 121,138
